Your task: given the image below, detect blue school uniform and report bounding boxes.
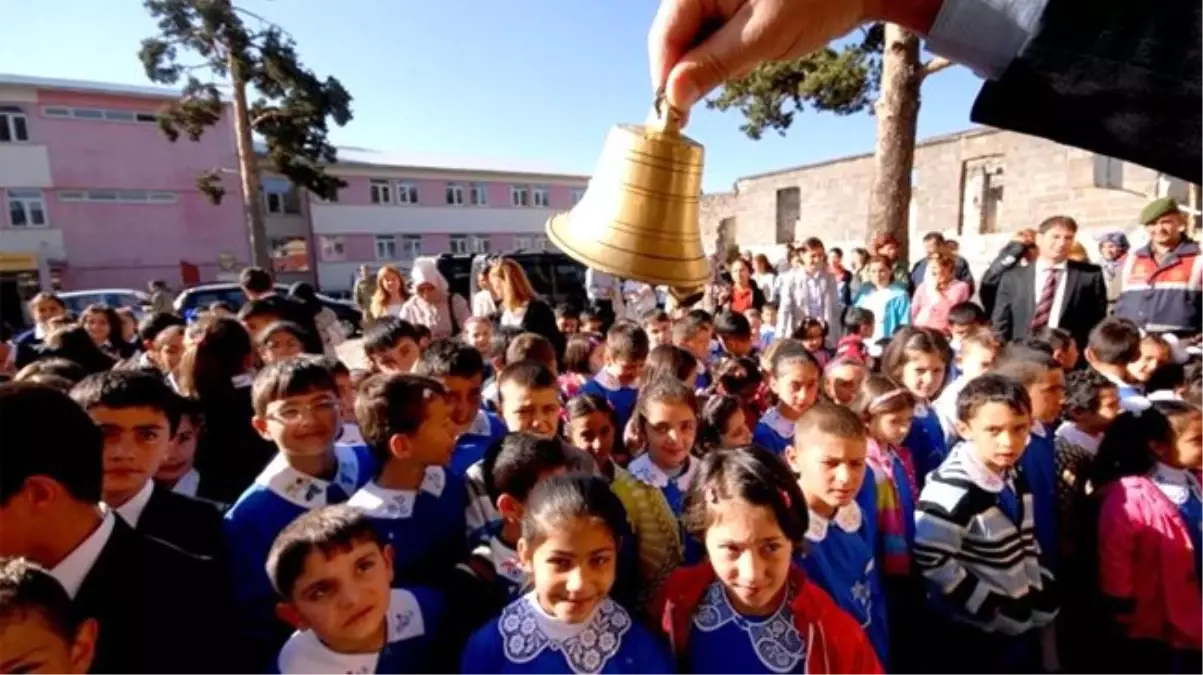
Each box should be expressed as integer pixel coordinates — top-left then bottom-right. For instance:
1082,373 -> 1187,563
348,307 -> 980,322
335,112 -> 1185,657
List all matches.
627,453 -> 702,564
336,421 -> 364,447
1152,463 -> 1203,583
581,371 -> 639,439
271,587 -> 443,674
1018,423 -> 1058,570
452,409 -> 508,476
461,593 -> 673,674
752,407 -> 794,457
798,502 -> 890,668
348,466 -> 467,585
224,444 -> 375,646
466,520 -> 527,603
903,403 -> 947,489
686,581 -> 807,674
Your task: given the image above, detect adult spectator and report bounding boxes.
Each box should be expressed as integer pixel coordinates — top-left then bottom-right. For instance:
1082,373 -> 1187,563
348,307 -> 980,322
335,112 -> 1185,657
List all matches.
398,258 -> 471,341
352,264 -> 376,313
1116,197 -> 1202,337
728,257 -> 766,313
490,257 -> 564,360
146,280 -> 174,314
1096,232 -> 1130,306
827,247 -> 854,308
288,282 -> 346,357
752,253 -> 777,303
909,232 -> 975,294
980,229 -> 1037,316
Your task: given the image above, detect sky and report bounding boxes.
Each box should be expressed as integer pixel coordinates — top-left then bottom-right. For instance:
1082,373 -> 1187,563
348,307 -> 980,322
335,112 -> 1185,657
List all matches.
2,0 -> 987,193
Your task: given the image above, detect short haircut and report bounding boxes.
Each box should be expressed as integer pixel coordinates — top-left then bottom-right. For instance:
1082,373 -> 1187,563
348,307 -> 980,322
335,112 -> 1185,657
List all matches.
798,237 -> 825,253
947,301 -> 987,327
794,401 -> 867,442
1064,368 -> 1117,416
956,374 -> 1033,423
1146,362 -> 1186,396
70,369 -> 183,434
1037,215 -> 1078,234
239,266 -> 274,293
13,358 -> 86,386
0,383 -> 103,504
1035,326 -> 1075,353
265,505 -> 382,600
605,321 -> 650,361
714,310 -> 751,339
237,296 -> 289,325
362,317 -> 420,355
256,321 -> 310,349
829,247 -> 844,257
414,339 -> 485,380
137,311 -> 185,344
995,347 -> 1059,387
497,360 -> 557,402
354,374 -> 446,467
768,339 -> 820,377
958,326 -> 1002,352
1088,317 -> 1142,365
635,376 -> 697,426
485,432 -> 570,502
554,303 -> 579,320
843,307 -> 875,332
641,308 -> 670,325
1011,336 -> 1056,357
251,355 -> 337,416
323,356 -> 351,379
673,312 -> 711,341
922,232 -> 945,244
0,557 -> 83,638
505,332 -> 556,368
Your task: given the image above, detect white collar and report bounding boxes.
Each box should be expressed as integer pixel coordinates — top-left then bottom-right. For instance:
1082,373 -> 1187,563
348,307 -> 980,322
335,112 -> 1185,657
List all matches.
347,467 -> 447,519
627,453 -> 698,491
231,373 -> 254,389
276,588 -> 427,674
34,324 -> 47,340
952,443 -> 1013,494
338,422 -> 365,446
499,593 -> 631,674
591,369 -> 624,392
171,469 -> 201,497
805,501 -> 863,542
760,407 -> 797,439
1030,420 -> 1049,438
692,581 -> 804,674
1054,423 -> 1100,456
462,409 -> 493,437
1150,462 -> 1202,506
1036,258 -> 1067,273
51,510 -> 116,599
255,445 -> 364,509
111,481 -> 156,528
472,535 -> 524,585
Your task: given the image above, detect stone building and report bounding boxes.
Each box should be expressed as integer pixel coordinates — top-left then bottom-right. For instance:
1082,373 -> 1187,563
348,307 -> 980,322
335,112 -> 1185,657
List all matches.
700,127 -> 1196,274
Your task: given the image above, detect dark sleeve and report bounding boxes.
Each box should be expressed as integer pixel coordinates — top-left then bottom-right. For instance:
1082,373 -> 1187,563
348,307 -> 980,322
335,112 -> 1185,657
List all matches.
910,260 -> 927,289
521,300 -> 565,359
752,285 -> 766,311
955,257 -> 976,295
991,273 -> 1015,341
1085,267 -> 1109,327
980,243 -> 1026,315
971,0 -> 1200,183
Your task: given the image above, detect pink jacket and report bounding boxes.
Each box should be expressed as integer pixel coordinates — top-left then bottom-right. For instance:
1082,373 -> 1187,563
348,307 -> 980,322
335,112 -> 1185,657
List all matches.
910,279 -> 971,333
1097,476 -> 1202,649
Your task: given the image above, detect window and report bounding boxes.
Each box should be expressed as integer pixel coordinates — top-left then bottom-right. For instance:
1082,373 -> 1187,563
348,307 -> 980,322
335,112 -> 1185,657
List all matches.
510,185 -> 529,207
571,188 -> 585,205
58,190 -> 176,203
532,186 -> 550,208
470,183 -> 488,206
262,177 -> 300,214
370,180 -> 392,205
41,105 -> 157,125
402,235 -> 422,259
397,182 -> 419,205
532,236 -> 549,252
513,236 -> 532,250
450,235 -> 469,254
445,183 -> 464,206
71,108 -> 104,119
0,106 -> 29,143
471,235 -> 491,254
7,189 -> 47,227
269,237 -> 310,273
375,235 -> 397,260
320,236 -> 346,261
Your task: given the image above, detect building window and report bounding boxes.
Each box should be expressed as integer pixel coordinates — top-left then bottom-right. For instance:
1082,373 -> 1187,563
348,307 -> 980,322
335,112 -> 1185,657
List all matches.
510,185 -> 529,207
402,235 -> 422,260
320,236 -> 346,261
7,189 -> 47,227
41,105 -> 157,124
450,235 -> 469,255
270,237 -> 310,273
570,188 -> 585,205
262,178 -> 300,214
532,236 -> 549,251
532,186 -> 550,208
58,190 -> 177,203
513,236 -> 532,250
470,183 -> 488,206
471,236 -> 491,254
397,182 -> 419,205
445,183 -> 464,206
313,188 -> 339,204
374,235 -> 396,260
0,106 -> 29,143
370,180 -> 392,205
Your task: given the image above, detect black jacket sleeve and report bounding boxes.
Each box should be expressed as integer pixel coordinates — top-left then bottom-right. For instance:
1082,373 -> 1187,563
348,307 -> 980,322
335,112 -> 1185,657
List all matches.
980,242 -> 1029,316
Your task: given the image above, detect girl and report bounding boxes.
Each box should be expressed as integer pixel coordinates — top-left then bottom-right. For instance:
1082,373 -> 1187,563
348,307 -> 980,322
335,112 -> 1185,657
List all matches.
654,446 -> 882,674
368,264 -> 408,322
560,333 -> 603,400
641,344 -> 698,389
13,292 -> 66,348
461,473 -> 674,674
289,281 -> 346,357
822,356 -> 867,406
752,340 -> 820,457
793,317 -> 830,368
627,378 -> 700,518
398,258 -> 471,340
910,253 -> 972,334
1128,332 -> 1173,386
881,327 -> 949,487
256,321 -> 308,365
698,394 -> 753,452
853,256 -> 910,342
80,304 -> 134,359
1091,401 -> 1202,672
114,307 -> 139,346
711,356 -> 766,424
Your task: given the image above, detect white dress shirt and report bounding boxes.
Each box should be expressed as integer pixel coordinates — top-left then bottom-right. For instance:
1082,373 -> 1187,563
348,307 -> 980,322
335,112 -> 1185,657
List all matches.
172,469 -> 201,497
1033,258 -> 1069,328
112,480 -> 155,528
51,510 -> 116,598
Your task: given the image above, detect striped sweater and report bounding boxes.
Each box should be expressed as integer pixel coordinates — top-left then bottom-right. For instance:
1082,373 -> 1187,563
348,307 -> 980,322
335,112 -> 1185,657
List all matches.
914,445 -> 1059,636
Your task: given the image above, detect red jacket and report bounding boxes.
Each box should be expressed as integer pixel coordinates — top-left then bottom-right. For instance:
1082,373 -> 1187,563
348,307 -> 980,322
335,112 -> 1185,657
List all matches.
653,563 -> 883,674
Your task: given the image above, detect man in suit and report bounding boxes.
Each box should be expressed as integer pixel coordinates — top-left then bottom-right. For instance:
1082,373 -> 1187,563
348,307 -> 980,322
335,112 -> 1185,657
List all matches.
0,383 -> 236,673
991,216 -> 1107,353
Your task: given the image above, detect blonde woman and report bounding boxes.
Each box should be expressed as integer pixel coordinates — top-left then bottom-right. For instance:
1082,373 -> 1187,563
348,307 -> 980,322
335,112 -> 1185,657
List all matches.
489,257 -> 563,357
399,257 -> 471,340
367,264 -> 408,322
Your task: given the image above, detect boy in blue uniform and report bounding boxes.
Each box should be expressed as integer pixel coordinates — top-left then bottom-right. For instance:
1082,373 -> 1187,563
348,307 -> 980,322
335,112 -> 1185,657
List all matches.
414,339 -> 506,475
348,373 -> 467,586
362,318 -> 422,376
673,311 -> 713,391
224,357 -> 376,658
712,309 -> 757,359
266,505 -> 445,674
581,321 -> 648,437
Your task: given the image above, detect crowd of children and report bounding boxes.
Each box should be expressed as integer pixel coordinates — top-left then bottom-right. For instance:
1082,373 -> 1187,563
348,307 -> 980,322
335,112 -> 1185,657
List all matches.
0,250 -> 1200,675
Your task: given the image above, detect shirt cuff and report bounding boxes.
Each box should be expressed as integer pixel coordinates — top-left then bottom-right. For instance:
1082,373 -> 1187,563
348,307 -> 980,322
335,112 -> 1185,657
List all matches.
925,0 -> 1050,80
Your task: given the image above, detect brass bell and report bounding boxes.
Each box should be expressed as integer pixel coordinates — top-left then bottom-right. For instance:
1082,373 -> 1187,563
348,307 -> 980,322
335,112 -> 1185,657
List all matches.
546,97 -> 710,290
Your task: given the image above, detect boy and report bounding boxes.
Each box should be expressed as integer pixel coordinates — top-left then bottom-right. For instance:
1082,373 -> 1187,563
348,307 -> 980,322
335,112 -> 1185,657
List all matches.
154,397 -> 205,498
414,339 -> 506,475
580,307 -> 604,334
946,301 -> 988,351
1084,316 -> 1147,410
641,308 -> 673,348
673,311 -> 713,390
934,326 -> 1002,447
349,373 -> 466,586
915,375 -> 1058,671
462,316 -> 493,357
581,321 -> 649,435
1057,368 -> 1121,457
362,318 -> 422,375
239,296 -> 321,354
843,306 -> 876,342
69,370 -> 224,558
777,237 -> 843,347
225,357 -> 376,656
1036,326 -> 1080,371
554,303 -> 580,335
327,357 -> 363,446
744,307 -> 765,346
760,303 -> 779,345
266,505 -> 445,674
0,556 -> 97,674
712,309 -> 756,359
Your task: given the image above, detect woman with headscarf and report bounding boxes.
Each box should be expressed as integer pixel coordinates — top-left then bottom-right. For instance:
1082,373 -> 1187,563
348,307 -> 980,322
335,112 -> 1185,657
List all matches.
399,257 -> 471,340
1097,231 -> 1130,306
288,281 -> 346,357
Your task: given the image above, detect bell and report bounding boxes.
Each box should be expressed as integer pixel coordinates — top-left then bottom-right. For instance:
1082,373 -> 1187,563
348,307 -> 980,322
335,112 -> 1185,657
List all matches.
546,98 -> 710,290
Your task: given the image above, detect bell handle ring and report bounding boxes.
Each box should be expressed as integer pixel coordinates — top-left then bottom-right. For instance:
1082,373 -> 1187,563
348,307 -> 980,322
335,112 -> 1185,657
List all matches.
647,87 -> 684,136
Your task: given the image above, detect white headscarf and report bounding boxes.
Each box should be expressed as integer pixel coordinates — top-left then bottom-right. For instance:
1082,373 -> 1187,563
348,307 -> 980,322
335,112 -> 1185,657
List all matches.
409,257 -> 448,296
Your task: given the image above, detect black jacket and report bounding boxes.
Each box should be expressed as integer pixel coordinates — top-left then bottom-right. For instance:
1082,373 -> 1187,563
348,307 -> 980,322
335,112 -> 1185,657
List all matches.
137,484 -> 225,559
980,241 -> 1032,317
990,259 -> 1108,351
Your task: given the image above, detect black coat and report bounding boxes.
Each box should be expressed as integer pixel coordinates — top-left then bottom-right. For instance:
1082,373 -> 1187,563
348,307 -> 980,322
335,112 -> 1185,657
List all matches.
990,259 -> 1108,351
515,298 -> 565,361
137,484 -> 226,559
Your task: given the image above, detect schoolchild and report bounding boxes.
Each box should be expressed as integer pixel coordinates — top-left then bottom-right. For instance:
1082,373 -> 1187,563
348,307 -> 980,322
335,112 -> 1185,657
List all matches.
751,339 -> 820,456
581,321 -> 649,437
881,326 -> 950,487
414,339 -> 507,475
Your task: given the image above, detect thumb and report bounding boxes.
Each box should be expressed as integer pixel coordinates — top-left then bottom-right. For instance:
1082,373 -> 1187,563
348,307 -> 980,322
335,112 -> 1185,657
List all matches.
663,4 -> 756,112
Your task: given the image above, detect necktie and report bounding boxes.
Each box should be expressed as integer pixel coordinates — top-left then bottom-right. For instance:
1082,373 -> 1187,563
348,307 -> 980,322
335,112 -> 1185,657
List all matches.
1030,268 -> 1059,331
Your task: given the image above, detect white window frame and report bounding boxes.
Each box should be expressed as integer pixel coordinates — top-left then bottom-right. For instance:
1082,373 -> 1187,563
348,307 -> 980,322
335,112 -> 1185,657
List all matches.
570,188 -> 585,205
449,234 -> 469,255
532,186 -> 550,208
6,189 -> 48,228
370,180 -> 393,205
402,235 -> 422,260
510,185 -> 529,207
41,105 -> 157,125
470,183 -> 488,206
397,181 -> 419,205
374,235 -> 397,261
445,182 -> 464,206
471,235 -> 491,254
58,190 -> 177,204
513,236 -> 532,251
320,235 -> 346,260
0,107 -> 29,143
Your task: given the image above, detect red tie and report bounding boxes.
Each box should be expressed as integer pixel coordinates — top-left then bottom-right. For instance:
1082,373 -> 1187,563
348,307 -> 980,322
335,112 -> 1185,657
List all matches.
1030,268 -> 1059,332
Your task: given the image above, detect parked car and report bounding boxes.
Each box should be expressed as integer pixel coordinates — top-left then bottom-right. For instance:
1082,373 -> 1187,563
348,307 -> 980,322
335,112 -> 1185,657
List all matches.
173,282 -> 363,336
60,289 -> 151,316
435,252 -> 587,311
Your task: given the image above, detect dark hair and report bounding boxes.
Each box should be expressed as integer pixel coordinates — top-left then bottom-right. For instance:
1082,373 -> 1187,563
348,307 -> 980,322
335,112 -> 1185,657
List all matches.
239,267 -> 274,294
414,339 -> 485,380
683,446 -> 809,547
795,401 -> 867,442
768,339 -> 819,378
251,355 -> 338,416
256,321 -> 311,351
562,334 -> 601,376
554,303 -> 579,321
209,300 -> 235,313
843,307 -> 876,332
673,312 -> 711,341
606,321 -> 650,362
792,317 -> 828,341
1090,401 -> 1198,486
994,347 -> 1058,387
505,332 -> 556,368
1088,317 -> 1142,365
1063,368 -> 1117,416
1011,336 -> 1056,357
485,433 -> 570,502
642,344 -> 698,385
922,232 -> 946,244
829,247 -> 844,257
714,310 -> 751,339
13,358 -> 86,386
635,376 -> 697,431
1146,362 -> 1186,396
521,473 -> 628,550
362,317 -> 420,355
0,557 -> 83,638
0,383 -> 103,504
947,301 -> 987,327
699,394 -> 744,450
324,356 -> 351,379
641,308 -> 670,325
1037,215 -> 1078,234
176,316 -> 252,400
712,356 -> 763,398
412,324 -> 432,344
40,327 -> 116,376
137,311 -> 185,344
70,369 -> 183,434
288,281 -> 321,314
882,327 -> 949,382
1035,327 -> 1075,353
850,374 -> 917,419
237,297 -> 286,325
265,505 -> 383,599
497,360 -> 557,403
354,373 -> 445,468
1185,361 -> 1203,407
80,303 -> 126,348
956,374 -> 1033,423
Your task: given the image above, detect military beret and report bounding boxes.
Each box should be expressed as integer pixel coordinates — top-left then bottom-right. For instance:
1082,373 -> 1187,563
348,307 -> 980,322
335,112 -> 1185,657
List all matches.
1139,196 -> 1180,225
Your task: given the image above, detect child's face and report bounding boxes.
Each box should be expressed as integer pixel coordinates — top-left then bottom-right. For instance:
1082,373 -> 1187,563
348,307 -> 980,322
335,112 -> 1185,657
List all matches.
787,431 -> 867,508
800,327 -> 825,353
703,498 -> 792,616
720,409 -> 753,448
868,261 -> 892,288
800,248 -> 824,273
1028,368 -> 1065,425
0,614 -> 97,674
282,540 -> 394,653
1165,412 -> 1203,470
606,356 -> 645,387
464,322 -> 492,355
334,373 -> 356,423
242,313 -> 282,342
822,364 -> 865,406
440,374 -> 484,435
868,406 -> 915,447
677,331 -> 710,361
255,390 -> 341,458
89,405 -> 172,505
643,399 -> 697,470
261,330 -> 304,364
402,396 -> 459,467
956,402 -> 1032,473
556,316 -> 580,335
368,338 -> 419,375
771,362 -> 820,418
568,411 -> 616,466
31,298 -> 65,326
646,319 -> 673,347
948,322 -> 976,344
156,415 -> 199,483
152,328 -> 185,375
588,345 -> 605,374
582,318 -> 604,334
720,334 -> 752,357
1054,341 -> 1081,372
499,383 -> 561,438
119,314 -> 137,342
957,344 -> 997,380
762,308 -> 777,327
519,518 -> 617,624
83,313 -> 109,344
899,351 -> 946,401
1127,340 -> 1170,384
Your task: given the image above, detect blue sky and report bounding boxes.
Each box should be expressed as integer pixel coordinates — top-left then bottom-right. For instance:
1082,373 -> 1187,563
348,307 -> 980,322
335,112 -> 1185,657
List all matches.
3,0 -> 986,193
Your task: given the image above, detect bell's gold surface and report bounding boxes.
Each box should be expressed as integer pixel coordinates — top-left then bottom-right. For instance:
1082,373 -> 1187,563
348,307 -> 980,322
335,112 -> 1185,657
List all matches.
546,100 -> 710,289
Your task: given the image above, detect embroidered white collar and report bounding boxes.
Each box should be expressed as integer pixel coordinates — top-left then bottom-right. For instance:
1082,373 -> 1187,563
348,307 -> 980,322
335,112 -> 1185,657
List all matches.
481,535 -> 525,585
338,422 -> 365,446
627,453 -> 698,491
692,582 -> 804,673
1150,462 -> 1202,506
347,467 -> 447,519
499,593 -> 631,674
255,445 -> 363,509
953,443 -> 1013,494
805,502 -> 863,542
463,409 -> 493,437
760,407 -> 796,439
276,588 -> 427,674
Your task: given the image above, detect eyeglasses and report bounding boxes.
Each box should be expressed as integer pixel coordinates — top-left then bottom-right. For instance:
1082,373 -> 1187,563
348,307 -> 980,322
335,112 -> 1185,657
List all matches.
267,398 -> 340,425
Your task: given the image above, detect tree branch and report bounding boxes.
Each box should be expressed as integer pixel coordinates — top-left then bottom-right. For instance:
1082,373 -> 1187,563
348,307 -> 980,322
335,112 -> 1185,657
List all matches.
250,109 -> 284,127
233,6 -> 292,41
921,56 -> 953,78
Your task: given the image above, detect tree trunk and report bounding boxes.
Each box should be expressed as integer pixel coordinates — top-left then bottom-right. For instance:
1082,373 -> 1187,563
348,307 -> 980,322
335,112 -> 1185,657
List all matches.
228,60 -> 270,270
867,24 -> 924,262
